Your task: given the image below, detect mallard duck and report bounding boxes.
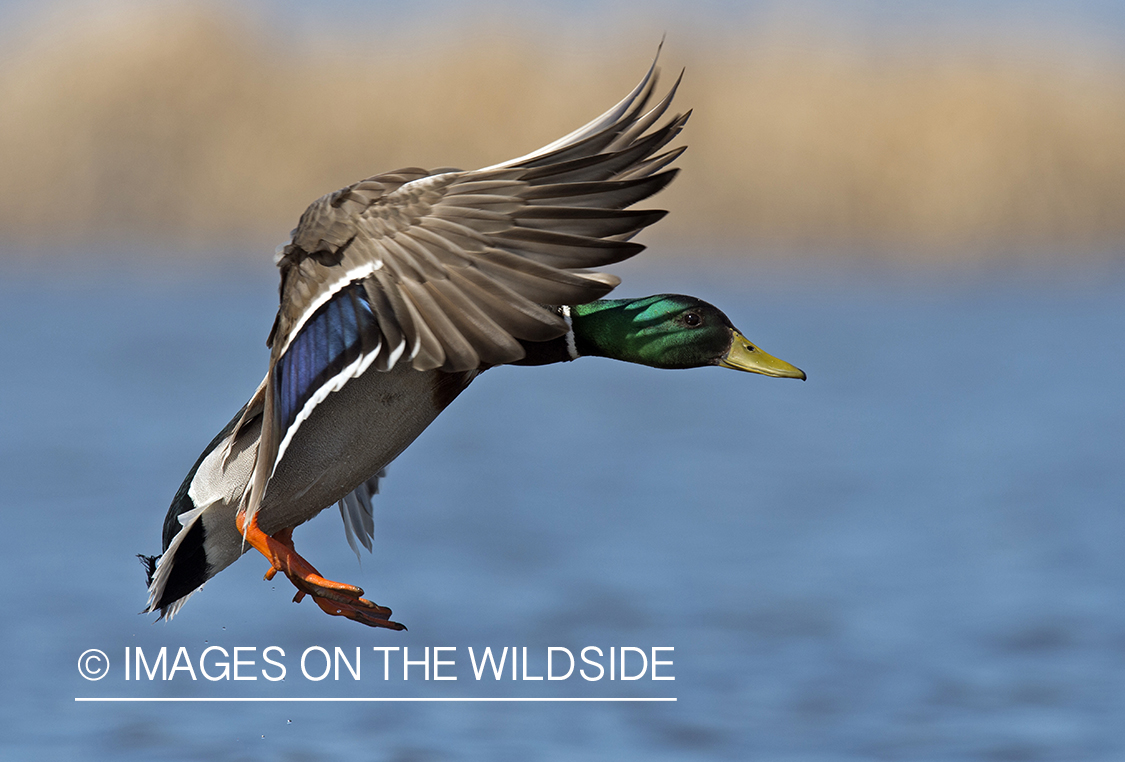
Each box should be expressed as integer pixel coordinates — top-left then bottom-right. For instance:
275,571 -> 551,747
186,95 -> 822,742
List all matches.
141,53 -> 805,629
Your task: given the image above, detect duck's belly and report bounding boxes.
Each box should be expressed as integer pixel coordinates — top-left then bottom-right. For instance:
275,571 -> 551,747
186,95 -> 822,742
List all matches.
256,364 -> 476,535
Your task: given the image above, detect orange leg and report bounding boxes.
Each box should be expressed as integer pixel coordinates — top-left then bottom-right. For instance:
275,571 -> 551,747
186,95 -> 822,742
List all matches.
236,510 -> 405,630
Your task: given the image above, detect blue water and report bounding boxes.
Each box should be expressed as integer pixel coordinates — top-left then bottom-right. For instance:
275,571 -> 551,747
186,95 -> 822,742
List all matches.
1,256 -> 1123,760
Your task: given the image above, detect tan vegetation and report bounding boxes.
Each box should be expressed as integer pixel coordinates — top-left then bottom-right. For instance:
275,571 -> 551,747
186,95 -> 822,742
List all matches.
1,5 -> 1124,260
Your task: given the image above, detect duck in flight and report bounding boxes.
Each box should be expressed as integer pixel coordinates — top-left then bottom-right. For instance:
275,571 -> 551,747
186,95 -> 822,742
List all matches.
141,52 -> 805,629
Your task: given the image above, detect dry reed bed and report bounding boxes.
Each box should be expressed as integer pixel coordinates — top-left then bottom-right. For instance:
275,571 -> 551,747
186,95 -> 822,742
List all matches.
1,7 -> 1124,258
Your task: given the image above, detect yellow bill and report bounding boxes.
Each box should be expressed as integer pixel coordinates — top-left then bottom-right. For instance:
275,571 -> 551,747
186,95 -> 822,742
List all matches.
720,329 -> 806,380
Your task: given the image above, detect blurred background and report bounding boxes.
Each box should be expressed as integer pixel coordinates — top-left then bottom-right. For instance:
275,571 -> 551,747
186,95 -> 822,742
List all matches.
3,0 -> 1125,258
1,1 -> 1124,760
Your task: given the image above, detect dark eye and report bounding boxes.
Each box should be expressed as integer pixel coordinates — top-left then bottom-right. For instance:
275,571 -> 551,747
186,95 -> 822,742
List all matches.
684,312 -> 701,327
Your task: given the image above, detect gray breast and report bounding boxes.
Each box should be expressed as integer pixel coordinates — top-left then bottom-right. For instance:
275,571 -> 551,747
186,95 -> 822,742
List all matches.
257,363 -> 477,535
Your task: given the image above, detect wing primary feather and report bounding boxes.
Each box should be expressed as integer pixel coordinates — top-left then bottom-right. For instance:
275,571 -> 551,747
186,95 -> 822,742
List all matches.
522,169 -> 679,209
492,228 -> 643,268
516,117 -> 684,185
480,47 -> 662,171
437,193 -> 524,212
511,207 -> 667,238
444,179 -> 527,196
505,70 -> 664,171
615,146 -> 687,181
606,68 -> 686,152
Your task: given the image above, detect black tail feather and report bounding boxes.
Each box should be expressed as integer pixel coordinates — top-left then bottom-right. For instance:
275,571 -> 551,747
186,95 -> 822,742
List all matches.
138,554 -> 160,588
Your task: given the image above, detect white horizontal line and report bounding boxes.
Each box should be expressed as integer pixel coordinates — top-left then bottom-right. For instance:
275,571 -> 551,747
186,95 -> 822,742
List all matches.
76,697 -> 676,703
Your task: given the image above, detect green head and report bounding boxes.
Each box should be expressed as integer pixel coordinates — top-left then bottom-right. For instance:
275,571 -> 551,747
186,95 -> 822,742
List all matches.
571,294 -> 806,379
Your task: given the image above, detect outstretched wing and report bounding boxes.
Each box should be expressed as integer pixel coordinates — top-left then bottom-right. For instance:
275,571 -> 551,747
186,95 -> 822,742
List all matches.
247,52 -> 688,518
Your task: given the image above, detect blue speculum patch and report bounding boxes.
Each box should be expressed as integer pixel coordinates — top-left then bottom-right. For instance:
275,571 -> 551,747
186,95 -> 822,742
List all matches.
273,282 -> 378,435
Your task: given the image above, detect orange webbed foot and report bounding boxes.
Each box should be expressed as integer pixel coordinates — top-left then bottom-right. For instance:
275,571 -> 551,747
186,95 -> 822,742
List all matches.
237,512 -> 406,630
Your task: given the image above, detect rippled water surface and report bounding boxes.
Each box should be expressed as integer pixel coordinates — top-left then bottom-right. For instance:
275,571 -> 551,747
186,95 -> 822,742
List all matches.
1,257 -> 1123,760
